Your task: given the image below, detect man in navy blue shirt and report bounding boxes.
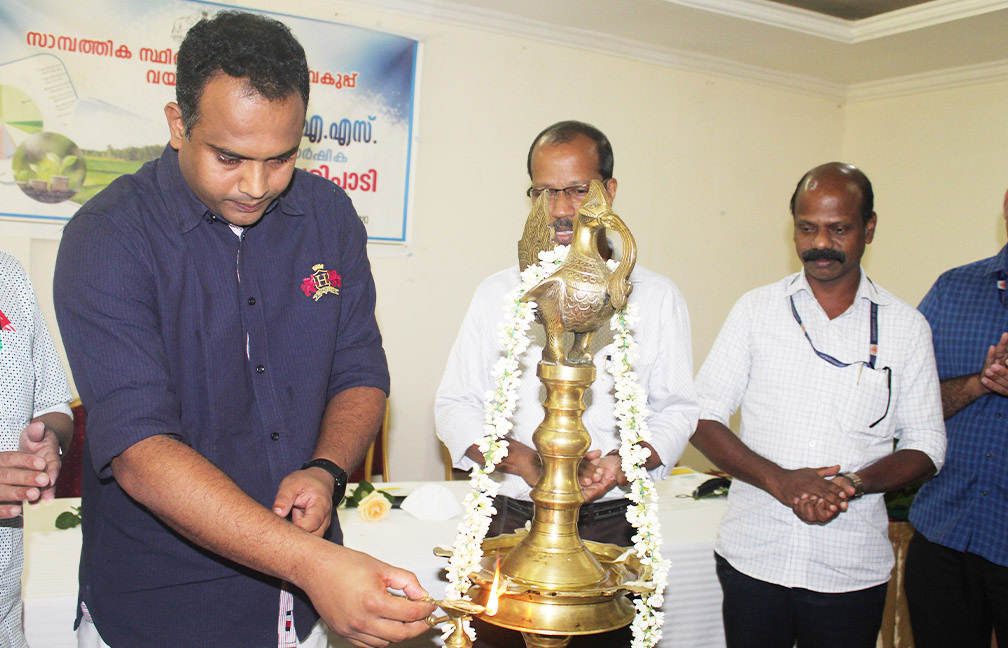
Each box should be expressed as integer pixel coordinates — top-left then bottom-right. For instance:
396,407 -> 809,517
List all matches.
907,190 -> 1008,648
53,11 -> 434,648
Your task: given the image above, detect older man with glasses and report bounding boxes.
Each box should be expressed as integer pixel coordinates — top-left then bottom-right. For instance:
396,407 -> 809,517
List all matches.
690,162 -> 946,648
435,120 -> 699,647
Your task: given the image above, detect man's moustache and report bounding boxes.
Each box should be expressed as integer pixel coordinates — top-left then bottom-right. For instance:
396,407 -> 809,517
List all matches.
552,218 -> 573,233
802,249 -> 845,263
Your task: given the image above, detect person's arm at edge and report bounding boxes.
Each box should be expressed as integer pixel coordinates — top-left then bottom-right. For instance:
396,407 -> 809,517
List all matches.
938,332 -> 1008,419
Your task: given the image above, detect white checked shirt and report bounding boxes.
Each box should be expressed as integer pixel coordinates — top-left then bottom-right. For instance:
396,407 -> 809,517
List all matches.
695,269 -> 945,593
0,250 -> 72,648
436,264 -> 699,502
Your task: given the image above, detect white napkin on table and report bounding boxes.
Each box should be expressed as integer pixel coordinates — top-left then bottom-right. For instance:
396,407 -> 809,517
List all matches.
400,484 -> 463,520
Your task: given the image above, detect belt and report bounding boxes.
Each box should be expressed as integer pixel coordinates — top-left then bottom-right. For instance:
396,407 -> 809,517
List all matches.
493,494 -> 630,522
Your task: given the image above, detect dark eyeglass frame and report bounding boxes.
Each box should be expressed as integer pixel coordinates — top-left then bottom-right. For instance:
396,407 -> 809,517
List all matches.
526,183 -> 594,201
868,366 -> 892,428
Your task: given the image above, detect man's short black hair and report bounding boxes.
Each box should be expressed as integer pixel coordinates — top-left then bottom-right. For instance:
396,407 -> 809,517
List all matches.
176,11 -> 310,136
527,120 -> 614,181
789,162 -> 875,224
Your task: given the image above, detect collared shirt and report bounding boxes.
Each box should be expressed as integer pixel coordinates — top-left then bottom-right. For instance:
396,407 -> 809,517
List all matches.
0,250 -> 72,648
695,269 -> 945,593
911,244 -> 1008,568
53,146 -> 389,647
435,264 -> 699,502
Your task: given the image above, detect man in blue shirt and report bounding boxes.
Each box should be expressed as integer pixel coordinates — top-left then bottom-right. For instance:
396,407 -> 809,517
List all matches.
53,11 -> 434,648
907,190 -> 1008,648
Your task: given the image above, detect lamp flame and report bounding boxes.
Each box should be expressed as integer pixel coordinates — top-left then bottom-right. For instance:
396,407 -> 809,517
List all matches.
485,557 -> 504,616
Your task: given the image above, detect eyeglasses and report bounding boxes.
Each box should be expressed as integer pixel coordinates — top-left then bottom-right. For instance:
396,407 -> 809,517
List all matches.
526,184 -> 592,202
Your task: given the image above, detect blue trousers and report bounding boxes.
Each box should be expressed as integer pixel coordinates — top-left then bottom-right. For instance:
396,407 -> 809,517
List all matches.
715,553 -> 887,648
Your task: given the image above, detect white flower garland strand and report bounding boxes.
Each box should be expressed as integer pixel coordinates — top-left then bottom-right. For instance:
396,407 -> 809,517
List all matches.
609,304 -> 671,648
444,245 -> 668,648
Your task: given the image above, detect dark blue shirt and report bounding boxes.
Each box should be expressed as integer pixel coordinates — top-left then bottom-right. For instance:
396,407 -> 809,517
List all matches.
912,244 -> 1008,568
53,146 -> 390,646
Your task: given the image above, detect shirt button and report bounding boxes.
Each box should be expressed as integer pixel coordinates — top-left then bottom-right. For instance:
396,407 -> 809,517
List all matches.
248,297 -> 256,306
256,365 -> 265,373
271,432 -> 280,441
988,452 -> 994,458
997,413 -> 1003,419
981,491 -> 988,497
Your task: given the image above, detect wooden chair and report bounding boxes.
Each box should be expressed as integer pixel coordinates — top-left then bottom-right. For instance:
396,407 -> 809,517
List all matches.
350,400 -> 390,483
441,442 -> 471,481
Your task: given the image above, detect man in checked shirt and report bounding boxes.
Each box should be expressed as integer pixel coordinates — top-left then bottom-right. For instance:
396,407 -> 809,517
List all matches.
691,162 -> 946,648
904,189 -> 1008,648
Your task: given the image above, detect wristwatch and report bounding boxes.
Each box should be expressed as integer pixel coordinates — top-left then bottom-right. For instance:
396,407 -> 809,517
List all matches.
837,471 -> 865,499
301,458 -> 349,505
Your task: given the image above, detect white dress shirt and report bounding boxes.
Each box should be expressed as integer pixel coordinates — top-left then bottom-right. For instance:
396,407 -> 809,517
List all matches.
695,269 -> 945,593
0,250 -> 72,648
436,264 -> 699,502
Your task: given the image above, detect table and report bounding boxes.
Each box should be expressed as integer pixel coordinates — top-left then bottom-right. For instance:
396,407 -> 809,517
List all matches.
22,471 -> 727,647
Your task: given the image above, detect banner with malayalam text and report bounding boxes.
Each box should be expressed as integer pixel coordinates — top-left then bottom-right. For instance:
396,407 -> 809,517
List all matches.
0,0 -> 419,244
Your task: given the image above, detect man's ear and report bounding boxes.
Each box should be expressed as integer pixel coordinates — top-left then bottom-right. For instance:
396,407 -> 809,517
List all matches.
865,212 -> 877,244
604,177 -> 617,202
164,102 -> 187,150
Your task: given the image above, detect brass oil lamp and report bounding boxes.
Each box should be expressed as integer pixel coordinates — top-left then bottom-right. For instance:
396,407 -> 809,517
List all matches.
437,181 -> 652,648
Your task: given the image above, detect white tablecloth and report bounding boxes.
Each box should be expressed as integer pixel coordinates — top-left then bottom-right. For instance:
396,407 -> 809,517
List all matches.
22,472 -> 727,647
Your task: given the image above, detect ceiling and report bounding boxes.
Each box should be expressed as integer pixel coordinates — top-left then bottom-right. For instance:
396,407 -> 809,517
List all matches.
339,0 -> 1008,101
769,0 -> 933,20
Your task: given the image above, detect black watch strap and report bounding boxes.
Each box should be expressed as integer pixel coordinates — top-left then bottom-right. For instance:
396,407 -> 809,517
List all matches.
301,458 -> 349,503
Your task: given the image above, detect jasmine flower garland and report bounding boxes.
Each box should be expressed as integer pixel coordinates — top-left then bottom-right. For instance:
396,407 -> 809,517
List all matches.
444,246 -> 669,648
609,304 -> 671,648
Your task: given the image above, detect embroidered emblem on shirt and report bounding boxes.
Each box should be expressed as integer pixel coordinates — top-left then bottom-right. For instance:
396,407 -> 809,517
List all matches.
300,264 -> 341,301
0,308 -> 14,332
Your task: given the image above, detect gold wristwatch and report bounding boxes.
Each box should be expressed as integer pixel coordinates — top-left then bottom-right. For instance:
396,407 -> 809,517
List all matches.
838,471 -> 864,499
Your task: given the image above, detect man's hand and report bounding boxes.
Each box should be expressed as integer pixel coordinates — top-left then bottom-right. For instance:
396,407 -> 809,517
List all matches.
768,465 -> 850,524
579,451 -> 626,502
979,331 -> 1008,396
0,421 -> 62,517
272,466 -> 335,537
299,545 -> 436,648
467,440 -> 541,488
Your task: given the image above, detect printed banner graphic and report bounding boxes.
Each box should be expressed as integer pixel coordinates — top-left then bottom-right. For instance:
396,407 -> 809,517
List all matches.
0,0 -> 419,243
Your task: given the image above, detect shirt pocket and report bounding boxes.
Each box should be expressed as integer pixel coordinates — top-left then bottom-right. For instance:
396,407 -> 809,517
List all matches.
835,363 -> 891,436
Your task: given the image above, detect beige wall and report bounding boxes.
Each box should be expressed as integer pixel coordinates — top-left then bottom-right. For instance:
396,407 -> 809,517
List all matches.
11,1 -> 1003,481
842,81 -> 1008,308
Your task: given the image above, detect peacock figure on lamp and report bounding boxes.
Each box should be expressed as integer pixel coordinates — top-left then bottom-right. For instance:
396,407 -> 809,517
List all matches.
518,179 -> 636,366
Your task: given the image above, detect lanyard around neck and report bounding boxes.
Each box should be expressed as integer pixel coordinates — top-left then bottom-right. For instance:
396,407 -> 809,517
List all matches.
789,296 -> 878,369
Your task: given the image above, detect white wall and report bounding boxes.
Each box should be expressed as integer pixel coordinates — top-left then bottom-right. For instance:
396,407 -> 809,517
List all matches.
17,0 -> 1003,481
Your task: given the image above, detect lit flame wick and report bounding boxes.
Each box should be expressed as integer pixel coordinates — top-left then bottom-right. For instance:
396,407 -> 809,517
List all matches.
485,556 -> 505,616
